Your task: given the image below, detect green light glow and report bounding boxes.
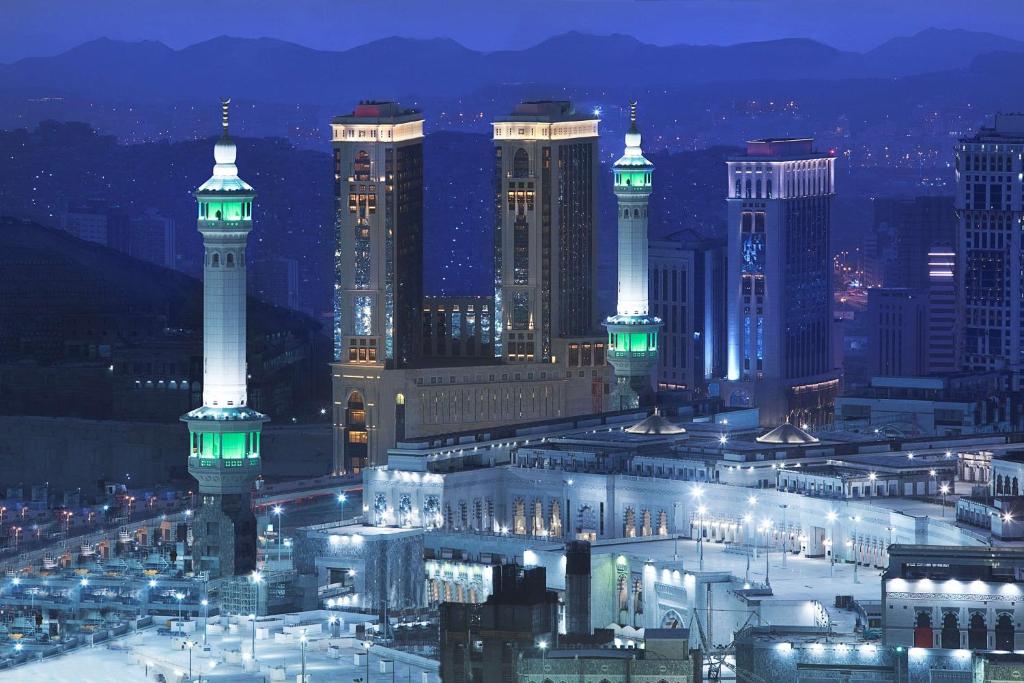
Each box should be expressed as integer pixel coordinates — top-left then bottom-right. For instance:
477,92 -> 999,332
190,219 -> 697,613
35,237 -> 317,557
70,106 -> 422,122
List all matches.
615,171 -> 651,188
191,430 -> 260,460
199,200 -> 247,221
609,331 -> 657,352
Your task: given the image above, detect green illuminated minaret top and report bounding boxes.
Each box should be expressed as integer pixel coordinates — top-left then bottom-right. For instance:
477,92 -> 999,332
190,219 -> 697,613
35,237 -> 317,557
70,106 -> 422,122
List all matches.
613,101 -> 654,192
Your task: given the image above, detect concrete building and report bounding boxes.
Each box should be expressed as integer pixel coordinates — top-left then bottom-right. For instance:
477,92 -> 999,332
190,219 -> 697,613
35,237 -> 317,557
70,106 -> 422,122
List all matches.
927,249 -> 961,374
834,373 -> 1022,437
128,208 -> 176,269
439,564 -> 557,683
182,101 -> 268,578
873,195 -> 956,293
956,114 -> 1024,374
604,101 -> 661,409
722,138 -> 840,427
517,630 -> 699,683
492,100 -> 601,364
420,295 -> 494,360
867,288 -> 926,378
330,100 -> 611,474
331,100 -> 424,368
883,545 -> 1024,650
61,199 -> 130,253
650,230 -> 726,395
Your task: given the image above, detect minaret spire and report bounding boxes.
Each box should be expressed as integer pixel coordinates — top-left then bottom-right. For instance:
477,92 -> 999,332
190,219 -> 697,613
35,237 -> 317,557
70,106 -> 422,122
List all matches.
221,98 -> 231,137
183,101 -> 266,579
603,99 -> 661,410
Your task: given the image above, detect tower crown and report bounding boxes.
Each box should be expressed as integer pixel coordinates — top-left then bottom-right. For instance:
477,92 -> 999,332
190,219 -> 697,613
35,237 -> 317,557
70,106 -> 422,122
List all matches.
614,100 -> 653,189
199,98 -> 253,195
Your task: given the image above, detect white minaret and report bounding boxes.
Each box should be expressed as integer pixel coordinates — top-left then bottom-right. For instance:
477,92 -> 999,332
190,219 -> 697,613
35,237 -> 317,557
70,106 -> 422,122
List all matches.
183,100 -> 267,578
604,101 -> 661,409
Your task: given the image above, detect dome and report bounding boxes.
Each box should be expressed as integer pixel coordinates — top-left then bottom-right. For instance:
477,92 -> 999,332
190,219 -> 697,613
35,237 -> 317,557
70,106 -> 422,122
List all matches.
624,129 -> 642,150
755,423 -> 820,445
625,413 -> 687,436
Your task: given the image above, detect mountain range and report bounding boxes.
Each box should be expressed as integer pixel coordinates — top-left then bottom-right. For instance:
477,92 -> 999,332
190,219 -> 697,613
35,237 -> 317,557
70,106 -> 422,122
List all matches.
1,28 -> 1022,105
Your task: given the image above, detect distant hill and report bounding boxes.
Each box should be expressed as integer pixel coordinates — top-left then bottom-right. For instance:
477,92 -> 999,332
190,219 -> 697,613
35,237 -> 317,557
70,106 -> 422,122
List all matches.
2,28 -> 1021,105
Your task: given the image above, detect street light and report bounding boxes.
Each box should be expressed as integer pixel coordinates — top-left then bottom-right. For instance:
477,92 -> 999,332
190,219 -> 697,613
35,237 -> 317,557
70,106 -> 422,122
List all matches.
760,519 -> 773,586
338,493 -> 348,521
186,639 -> 195,680
538,640 -> 548,660
940,484 -> 950,517
826,510 -> 838,577
250,570 -> 263,660
363,639 -> 371,682
299,630 -> 308,683
697,505 -> 708,571
849,515 -> 862,584
779,504 -> 789,568
273,505 -> 284,562
201,598 -> 209,646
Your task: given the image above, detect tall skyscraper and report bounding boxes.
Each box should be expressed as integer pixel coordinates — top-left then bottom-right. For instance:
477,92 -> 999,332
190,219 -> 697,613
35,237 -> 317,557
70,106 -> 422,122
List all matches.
723,138 -> 839,426
331,101 -> 424,369
866,288 -> 925,377
927,249 -> 960,374
492,100 -> 600,362
873,196 -> 956,292
182,100 -> 267,577
956,114 -> 1024,373
649,230 -> 727,394
604,102 -> 660,409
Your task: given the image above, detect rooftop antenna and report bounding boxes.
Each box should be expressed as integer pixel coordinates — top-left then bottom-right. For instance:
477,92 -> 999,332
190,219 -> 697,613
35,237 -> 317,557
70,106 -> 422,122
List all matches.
221,98 -> 231,137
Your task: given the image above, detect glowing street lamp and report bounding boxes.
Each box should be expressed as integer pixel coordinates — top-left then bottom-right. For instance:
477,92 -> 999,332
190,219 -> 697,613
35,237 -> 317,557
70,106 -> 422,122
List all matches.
940,484 -> 950,517
826,510 -> 838,576
273,505 -> 284,562
337,493 -> 348,521
250,570 -> 264,659
697,505 -> 708,571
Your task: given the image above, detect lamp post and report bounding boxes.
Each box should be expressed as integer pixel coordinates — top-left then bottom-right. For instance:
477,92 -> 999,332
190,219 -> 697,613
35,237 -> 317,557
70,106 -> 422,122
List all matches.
338,493 -> 348,521
940,484 -> 950,517
826,510 -> 837,577
761,519 -> 772,587
273,505 -> 284,562
299,630 -> 307,683
697,505 -> 708,571
186,639 -> 195,680
849,515 -> 861,584
742,513 -> 753,583
538,639 -> 548,660
363,639 -> 371,682
201,598 -> 209,647
779,504 -> 789,568
250,570 -> 263,660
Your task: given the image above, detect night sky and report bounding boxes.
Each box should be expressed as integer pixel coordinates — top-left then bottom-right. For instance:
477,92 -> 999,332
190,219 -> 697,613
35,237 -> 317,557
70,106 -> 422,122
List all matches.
4,0 -> 1024,62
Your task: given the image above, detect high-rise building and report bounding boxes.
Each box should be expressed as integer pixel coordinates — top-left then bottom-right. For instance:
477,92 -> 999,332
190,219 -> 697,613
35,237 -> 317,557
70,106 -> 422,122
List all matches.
723,138 -> 840,426
129,208 -> 177,269
866,288 -> 925,377
927,249 -> 960,374
605,102 -> 661,409
873,196 -> 955,291
330,100 -> 611,475
649,229 -> 727,394
492,100 -> 600,363
61,200 -> 130,253
182,101 -> 267,577
956,114 -> 1024,374
331,101 -> 424,369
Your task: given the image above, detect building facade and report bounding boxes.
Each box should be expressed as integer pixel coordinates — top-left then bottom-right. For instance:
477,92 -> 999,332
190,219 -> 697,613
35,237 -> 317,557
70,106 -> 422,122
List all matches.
492,100 -> 601,363
650,231 -> 726,395
605,102 -> 661,409
331,101 -> 424,368
182,101 -> 267,578
927,249 -> 961,374
883,545 -> 1024,651
867,288 -> 925,378
957,114 -> 1024,374
723,138 -> 839,426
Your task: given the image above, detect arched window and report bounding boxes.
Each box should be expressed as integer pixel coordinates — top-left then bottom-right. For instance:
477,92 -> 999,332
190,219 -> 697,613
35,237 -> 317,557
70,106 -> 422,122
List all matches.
226,253 -> 235,268
914,611 -> 933,648
1015,477 -> 1020,496
968,611 -> 987,650
940,611 -> 960,649
512,148 -> 530,178
211,253 -> 220,267
996,612 -> 1014,650
633,208 -> 640,218
997,474 -> 1004,494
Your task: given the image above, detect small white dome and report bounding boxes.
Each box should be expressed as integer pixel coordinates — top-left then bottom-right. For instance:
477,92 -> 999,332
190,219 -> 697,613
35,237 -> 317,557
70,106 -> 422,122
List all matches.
625,130 -> 642,149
